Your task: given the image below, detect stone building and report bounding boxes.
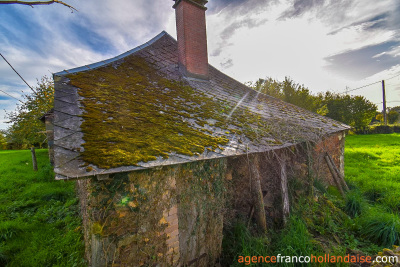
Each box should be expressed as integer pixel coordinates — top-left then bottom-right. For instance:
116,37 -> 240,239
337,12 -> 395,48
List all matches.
51,0 -> 350,265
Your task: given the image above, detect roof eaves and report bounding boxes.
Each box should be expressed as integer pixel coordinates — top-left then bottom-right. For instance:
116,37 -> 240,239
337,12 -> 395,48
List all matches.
54,31 -> 174,76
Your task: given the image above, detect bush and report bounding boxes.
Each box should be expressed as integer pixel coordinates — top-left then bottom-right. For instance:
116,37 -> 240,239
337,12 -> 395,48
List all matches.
359,210 -> 400,247
354,125 -> 400,134
373,125 -> 394,134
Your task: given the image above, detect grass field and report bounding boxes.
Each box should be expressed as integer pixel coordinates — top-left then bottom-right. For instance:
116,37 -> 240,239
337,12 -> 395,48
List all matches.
345,133 -> 400,212
0,149 -> 85,266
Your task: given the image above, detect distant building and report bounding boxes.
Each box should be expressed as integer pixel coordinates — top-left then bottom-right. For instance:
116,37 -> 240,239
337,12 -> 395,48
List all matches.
39,108 -> 54,165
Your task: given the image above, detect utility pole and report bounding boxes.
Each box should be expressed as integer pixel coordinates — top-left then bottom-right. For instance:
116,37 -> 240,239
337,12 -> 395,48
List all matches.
382,80 -> 387,125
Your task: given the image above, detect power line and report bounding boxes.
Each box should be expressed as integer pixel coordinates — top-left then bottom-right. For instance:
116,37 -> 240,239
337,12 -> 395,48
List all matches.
386,72 -> 400,81
343,81 -> 381,94
0,52 -> 37,94
343,72 -> 400,94
375,101 -> 400,104
0,89 -> 23,103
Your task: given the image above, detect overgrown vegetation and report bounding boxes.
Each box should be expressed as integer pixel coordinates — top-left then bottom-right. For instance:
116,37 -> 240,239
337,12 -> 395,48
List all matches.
222,134 -> 400,266
0,149 -> 85,266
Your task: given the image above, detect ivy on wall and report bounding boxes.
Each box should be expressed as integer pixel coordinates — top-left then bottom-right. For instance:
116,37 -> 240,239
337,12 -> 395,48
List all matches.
82,158 -> 227,266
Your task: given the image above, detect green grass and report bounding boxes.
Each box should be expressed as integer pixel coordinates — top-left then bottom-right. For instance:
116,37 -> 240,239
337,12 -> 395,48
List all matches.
221,222 -> 269,266
0,149 -> 86,266
345,190 -> 367,217
358,208 -> 400,247
345,134 -> 400,248
274,215 -> 317,265
345,133 -> 400,212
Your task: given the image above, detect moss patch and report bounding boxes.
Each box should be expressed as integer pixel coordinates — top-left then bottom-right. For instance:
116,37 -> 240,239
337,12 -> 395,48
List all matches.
67,55 -> 312,169
68,56 -> 235,168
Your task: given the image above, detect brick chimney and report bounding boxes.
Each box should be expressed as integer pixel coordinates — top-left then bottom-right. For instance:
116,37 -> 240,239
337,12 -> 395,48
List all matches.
173,0 -> 209,79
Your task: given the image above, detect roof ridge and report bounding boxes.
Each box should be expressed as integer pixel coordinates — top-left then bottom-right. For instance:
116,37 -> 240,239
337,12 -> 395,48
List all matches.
54,31 -> 175,76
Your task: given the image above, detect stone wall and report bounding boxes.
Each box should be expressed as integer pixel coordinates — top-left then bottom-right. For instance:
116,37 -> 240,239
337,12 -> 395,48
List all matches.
227,131 -> 346,229
75,131 -> 346,266
227,145 -> 307,228
76,158 -> 227,266
313,131 -> 346,184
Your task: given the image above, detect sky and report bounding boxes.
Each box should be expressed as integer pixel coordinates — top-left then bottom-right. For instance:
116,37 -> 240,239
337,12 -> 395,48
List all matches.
0,0 -> 399,130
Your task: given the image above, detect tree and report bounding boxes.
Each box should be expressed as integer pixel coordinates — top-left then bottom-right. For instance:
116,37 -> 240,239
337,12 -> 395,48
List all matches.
350,96 -> 378,129
249,77 -> 324,113
376,113 -> 384,123
250,76 -> 377,130
0,0 -> 76,12
322,93 -> 376,130
391,106 -> 400,114
5,76 -> 54,148
388,109 -> 399,124
0,130 -> 7,150
251,78 -> 284,99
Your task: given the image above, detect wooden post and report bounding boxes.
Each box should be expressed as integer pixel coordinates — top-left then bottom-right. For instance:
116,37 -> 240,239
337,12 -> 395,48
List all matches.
31,147 -> 38,171
249,155 -> 267,232
326,154 -> 349,191
324,154 -> 344,197
280,159 -> 290,225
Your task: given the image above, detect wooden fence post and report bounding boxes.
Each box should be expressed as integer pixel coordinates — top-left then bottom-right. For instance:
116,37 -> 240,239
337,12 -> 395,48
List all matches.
31,147 -> 38,171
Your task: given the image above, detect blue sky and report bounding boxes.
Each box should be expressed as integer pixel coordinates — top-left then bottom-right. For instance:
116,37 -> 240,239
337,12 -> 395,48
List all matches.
0,0 -> 399,129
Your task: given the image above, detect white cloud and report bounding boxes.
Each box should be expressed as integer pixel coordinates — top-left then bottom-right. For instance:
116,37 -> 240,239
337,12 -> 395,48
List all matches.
206,0 -> 400,105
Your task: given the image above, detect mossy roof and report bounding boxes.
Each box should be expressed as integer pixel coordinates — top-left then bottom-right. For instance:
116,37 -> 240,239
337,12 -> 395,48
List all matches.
52,31 -> 350,180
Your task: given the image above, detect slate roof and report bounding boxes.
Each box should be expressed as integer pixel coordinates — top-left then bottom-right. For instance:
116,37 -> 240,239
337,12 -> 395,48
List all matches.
53,31 -> 350,180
